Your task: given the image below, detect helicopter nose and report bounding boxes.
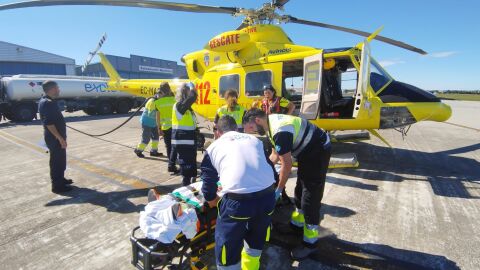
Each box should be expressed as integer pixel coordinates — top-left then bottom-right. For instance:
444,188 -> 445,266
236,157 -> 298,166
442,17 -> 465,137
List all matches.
410,101 -> 452,123
431,102 -> 452,122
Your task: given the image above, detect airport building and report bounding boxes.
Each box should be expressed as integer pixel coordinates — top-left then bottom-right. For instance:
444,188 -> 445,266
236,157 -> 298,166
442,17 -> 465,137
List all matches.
0,40 -> 187,79
78,54 -> 188,79
0,41 -> 76,76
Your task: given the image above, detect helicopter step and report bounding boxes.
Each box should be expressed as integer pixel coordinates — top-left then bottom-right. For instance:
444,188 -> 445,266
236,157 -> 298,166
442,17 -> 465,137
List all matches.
293,152 -> 359,169
330,131 -> 370,143
328,153 -> 359,169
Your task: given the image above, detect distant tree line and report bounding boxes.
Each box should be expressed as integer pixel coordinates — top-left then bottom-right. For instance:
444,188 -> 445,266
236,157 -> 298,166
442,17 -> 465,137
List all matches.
430,90 -> 480,94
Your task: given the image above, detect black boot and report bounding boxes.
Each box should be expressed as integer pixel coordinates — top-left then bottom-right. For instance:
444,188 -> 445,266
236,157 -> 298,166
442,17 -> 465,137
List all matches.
62,178 -> 73,185
291,241 -> 318,261
134,149 -> 144,158
150,151 -> 163,157
52,185 -> 73,194
168,166 -> 180,174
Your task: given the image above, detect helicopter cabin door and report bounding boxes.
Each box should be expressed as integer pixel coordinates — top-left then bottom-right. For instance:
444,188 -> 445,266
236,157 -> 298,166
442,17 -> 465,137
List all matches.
300,53 -> 323,120
353,41 -> 371,118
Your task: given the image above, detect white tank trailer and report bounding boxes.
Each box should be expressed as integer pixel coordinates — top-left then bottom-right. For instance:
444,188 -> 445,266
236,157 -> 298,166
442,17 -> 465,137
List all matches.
0,75 -> 144,122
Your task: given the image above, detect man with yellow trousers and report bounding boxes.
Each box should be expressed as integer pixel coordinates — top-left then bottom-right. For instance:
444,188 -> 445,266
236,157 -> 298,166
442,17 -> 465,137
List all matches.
243,108 -> 331,261
201,115 -> 276,269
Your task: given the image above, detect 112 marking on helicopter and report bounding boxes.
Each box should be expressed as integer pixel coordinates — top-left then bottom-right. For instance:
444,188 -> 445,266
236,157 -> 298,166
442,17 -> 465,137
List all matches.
0,0 -> 452,141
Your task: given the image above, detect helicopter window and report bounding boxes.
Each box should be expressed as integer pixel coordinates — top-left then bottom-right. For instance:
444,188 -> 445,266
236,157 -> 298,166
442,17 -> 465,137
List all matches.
340,68 -> 358,97
245,70 -> 272,97
219,74 -> 240,97
370,60 -> 392,92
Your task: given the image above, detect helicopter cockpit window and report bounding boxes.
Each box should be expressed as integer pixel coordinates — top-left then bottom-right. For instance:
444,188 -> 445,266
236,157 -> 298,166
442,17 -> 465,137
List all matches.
219,74 -> 240,98
245,70 -> 272,96
370,60 -> 392,93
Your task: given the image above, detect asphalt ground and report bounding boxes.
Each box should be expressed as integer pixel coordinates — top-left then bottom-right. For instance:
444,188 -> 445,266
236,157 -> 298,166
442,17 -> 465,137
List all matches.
0,100 -> 478,269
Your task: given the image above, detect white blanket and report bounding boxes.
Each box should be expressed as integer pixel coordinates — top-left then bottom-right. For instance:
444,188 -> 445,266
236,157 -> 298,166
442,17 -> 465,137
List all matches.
139,197 -> 198,244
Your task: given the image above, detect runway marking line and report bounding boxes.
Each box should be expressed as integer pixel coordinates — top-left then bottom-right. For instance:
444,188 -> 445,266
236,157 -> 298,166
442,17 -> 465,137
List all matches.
444,121 -> 480,132
0,130 -> 150,189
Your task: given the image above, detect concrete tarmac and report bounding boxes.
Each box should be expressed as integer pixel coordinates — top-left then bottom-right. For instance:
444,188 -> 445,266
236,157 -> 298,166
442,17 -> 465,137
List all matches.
0,100 -> 478,269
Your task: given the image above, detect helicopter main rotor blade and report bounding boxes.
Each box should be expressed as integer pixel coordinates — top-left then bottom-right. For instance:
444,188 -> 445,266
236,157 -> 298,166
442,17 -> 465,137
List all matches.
287,16 -> 427,55
273,0 -> 289,8
0,0 -> 238,14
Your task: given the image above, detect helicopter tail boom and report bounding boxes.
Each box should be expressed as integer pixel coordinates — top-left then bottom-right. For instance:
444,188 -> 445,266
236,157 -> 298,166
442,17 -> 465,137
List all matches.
98,52 -> 122,82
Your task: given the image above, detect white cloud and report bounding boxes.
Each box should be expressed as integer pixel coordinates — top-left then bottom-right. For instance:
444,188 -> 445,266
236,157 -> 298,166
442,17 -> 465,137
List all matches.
378,60 -> 406,67
427,51 -> 459,58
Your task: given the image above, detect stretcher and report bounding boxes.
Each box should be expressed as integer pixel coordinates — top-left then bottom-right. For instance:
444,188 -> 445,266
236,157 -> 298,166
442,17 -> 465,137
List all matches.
131,184 -> 218,270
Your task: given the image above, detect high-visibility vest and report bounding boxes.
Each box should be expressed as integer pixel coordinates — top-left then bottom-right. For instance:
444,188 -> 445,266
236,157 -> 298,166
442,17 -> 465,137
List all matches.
267,114 -> 315,157
172,103 -> 197,145
155,96 -> 175,130
216,105 -> 246,129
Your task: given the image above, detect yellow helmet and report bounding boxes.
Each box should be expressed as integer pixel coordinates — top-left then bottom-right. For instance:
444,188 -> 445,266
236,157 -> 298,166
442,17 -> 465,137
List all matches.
324,58 -> 336,70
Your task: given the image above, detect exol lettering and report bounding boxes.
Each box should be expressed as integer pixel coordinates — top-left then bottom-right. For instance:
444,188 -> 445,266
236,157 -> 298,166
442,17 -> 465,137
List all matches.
209,34 -> 240,49
85,83 -> 108,92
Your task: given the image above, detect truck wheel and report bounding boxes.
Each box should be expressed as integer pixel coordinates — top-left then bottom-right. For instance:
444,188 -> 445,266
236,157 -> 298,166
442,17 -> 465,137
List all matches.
3,111 -> 15,121
14,104 -> 36,122
96,101 -> 114,115
116,99 -> 132,114
83,108 -> 97,116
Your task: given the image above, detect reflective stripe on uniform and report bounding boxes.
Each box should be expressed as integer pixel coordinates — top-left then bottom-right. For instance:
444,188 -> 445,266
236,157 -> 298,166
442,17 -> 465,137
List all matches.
303,224 -> 320,244
172,103 -> 196,145
171,139 -> 195,145
172,125 -> 196,130
291,209 -> 305,228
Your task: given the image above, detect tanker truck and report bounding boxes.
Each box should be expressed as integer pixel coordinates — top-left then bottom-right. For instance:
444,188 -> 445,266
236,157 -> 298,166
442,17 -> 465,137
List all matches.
0,74 -> 145,122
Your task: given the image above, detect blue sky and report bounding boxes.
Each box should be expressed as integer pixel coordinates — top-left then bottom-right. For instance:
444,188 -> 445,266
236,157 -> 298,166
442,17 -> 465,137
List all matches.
0,0 -> 479,90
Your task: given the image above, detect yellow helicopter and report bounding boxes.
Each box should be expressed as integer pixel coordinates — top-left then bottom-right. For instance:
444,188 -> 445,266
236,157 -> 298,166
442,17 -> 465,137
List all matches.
0,0 -> 452,147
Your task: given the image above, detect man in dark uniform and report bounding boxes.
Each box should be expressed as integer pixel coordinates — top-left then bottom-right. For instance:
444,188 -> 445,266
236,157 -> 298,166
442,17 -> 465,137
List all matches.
38,80 -> 73,193
172,82 -> 198,186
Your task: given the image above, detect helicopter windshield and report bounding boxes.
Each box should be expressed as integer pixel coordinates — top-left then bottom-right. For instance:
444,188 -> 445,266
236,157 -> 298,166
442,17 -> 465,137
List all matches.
370,59 -> 392,93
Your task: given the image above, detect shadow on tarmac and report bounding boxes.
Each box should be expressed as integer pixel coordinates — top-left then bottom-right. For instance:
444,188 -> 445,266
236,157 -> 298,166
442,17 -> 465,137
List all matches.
332,141 -> 480,199
269,232 -> 460,270
270,203 -> 459,270
44,183 -> 183,214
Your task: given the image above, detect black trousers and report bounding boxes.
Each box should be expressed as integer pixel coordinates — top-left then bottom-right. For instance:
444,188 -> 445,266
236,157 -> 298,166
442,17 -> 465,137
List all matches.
295,142 -> 331,226
173,144 -> 197,186
45,137 -> 67,188
163,128 -> 177,168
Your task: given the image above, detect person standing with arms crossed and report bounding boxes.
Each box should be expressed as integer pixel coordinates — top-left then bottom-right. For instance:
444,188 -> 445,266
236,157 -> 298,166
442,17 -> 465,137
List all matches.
38,80 -> 73,193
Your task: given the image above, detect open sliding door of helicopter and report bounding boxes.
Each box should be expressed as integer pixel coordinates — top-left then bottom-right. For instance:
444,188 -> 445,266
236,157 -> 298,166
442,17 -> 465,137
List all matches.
300,53 -> 323,120
353,41 -> 371,118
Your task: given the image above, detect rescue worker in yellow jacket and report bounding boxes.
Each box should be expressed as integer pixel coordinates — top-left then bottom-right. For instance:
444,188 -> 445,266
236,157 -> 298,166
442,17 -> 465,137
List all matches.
213,89 -> 246,133
243,108 -> 331,260
154,82 -> 179,174
172,82 -> 198,186
134,95 -> 162,158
